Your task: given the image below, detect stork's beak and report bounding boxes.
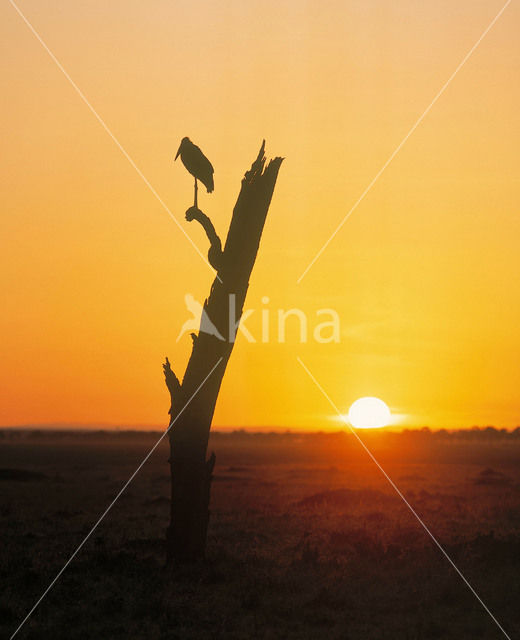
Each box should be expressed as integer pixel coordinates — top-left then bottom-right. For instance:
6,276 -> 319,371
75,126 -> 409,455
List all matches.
174,145 -> 181,161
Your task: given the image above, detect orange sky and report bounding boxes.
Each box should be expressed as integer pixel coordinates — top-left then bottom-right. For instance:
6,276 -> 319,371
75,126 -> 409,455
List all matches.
1,0 -> 519,430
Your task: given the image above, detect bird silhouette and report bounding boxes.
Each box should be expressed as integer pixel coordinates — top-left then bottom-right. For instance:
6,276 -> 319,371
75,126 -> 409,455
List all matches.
175,137 -> 214,208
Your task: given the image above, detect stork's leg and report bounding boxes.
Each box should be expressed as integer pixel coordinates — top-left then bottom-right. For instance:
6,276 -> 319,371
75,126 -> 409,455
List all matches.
194,177 -> 198,209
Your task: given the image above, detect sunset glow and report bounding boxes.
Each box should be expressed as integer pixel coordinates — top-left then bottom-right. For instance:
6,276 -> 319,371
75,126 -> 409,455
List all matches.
1,1 -> 519,430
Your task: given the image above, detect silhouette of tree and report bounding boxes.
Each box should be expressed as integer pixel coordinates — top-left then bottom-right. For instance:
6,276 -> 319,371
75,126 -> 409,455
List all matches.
164,141 -> 283,564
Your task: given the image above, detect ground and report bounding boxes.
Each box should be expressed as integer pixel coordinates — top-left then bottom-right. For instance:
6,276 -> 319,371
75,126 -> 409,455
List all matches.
1,429 -> 519,639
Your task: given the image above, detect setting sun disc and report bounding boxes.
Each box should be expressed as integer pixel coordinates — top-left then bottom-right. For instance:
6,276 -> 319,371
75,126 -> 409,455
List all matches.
347,397 -> 391,429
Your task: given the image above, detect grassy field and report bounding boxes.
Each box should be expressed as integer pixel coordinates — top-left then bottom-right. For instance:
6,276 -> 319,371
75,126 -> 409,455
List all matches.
2,429 -> 519,639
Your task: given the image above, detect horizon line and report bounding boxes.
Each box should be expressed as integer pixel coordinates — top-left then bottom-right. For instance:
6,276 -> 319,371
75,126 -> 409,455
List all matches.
1,423 -> 519,433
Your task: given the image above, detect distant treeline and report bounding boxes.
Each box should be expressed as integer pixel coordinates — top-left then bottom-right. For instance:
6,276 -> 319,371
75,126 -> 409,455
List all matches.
1,426 -> 520,442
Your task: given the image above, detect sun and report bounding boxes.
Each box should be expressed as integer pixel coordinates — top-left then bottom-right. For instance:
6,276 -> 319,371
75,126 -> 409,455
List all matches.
347,397 -> 391,429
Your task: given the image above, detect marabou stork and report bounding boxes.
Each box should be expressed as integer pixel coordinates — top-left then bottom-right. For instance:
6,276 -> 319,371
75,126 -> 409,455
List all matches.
175,137 -> 214,208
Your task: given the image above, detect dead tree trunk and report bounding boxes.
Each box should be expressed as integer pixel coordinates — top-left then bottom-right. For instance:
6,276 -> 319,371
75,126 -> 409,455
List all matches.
164,142 -> 283,564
